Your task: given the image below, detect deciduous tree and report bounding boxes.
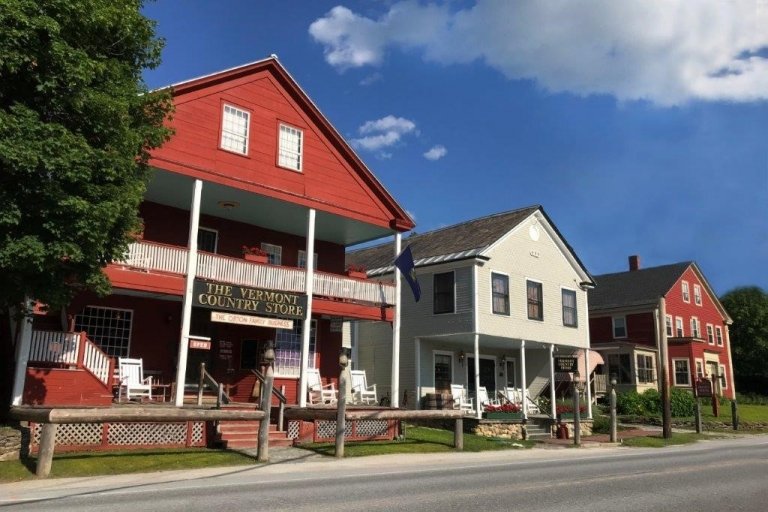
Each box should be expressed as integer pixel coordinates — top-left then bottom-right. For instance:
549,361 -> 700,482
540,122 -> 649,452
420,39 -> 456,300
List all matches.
720,286 -> 768,384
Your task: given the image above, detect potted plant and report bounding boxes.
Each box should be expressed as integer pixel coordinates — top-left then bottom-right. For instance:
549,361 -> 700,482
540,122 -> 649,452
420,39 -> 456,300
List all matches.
242,245 -> 268,263
483,402 -> 524,419
345,264 -> 367,279
555,402 -> 587,420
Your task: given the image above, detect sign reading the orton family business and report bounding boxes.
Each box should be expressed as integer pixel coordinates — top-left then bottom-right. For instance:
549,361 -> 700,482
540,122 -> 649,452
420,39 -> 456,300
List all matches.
554,356 -> 578,373
193,280 -> 307,320
211,311 -> 294,329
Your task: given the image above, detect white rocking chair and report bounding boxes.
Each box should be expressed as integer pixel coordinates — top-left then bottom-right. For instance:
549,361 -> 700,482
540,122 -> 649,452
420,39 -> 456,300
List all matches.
350,370 -> 377,405
306,368 -> 337,405
450,384 -> 474,413
118,357 -> 153,401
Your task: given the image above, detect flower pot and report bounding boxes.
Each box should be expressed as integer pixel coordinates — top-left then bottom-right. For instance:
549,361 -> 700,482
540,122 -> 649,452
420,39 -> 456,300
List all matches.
346,270 -> 367,279
484,412 -> 524,420
244,254 -> 268,264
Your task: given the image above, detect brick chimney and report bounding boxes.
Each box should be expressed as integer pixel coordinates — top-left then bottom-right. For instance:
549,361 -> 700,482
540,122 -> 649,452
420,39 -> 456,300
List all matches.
629,255 -> 641,271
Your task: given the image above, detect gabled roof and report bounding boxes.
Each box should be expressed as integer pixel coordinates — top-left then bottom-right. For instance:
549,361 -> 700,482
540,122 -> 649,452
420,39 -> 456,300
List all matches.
347,205 -> 593,284
588,262 -> 691,311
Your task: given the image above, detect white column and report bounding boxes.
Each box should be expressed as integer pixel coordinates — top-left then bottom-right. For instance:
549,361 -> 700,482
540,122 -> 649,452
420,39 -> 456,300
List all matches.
585,347 -> 592,419
391,232 -> 402,408
415,337 -> 421,409
474,333 -> 481,418
724,324 -> 736,395
549,344 -> 557,419
520,340 -> 528,418
472,262 -> 481,418
11,300 -> 34,406
174,179 -> 203,406
299,208 -> 316,408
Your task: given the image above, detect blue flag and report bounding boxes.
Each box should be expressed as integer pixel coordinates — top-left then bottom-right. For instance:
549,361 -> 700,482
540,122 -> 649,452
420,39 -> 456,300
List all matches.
394,245 -> 421,302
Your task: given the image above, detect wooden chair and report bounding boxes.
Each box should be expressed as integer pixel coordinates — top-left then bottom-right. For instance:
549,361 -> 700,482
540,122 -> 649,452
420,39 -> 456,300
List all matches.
118,357 -> 153,401
477,386 -> 498,407
306,368 -> 337,405
450,384 -> 473,412
503,387 -> 540,414
350,370 -> 377,405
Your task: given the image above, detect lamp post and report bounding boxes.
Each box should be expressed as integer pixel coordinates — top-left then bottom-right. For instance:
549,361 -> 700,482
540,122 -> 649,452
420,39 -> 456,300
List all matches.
257,341 -> 275,462
609,373 -> 618,443
573,370 -> 582,446
336,347 -> 352,458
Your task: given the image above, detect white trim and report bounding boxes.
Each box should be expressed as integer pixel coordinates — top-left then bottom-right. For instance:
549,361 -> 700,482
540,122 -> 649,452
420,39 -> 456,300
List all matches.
220,103 -> 250,155
560,286 -> 578,328
693,284 -> 702,306
197,227 -> 219,253
706,324 -> 714,345
432,270 -> 457,315
695,358 -> 705,379
715,325 -> 724,346
612,315 -> 627,338
489,270 -> 510,316
278,123 -> 303,172
675,316 -> 684,337
681,280 -> 690,303
665,314 -> 673,337
525,277 -> 544,322
260,243 -> 282,265
432,349 -> 455,388
719,364 -> 728,389
74,305 -> 135,357
672,358 -> 691,386
690,317 -> 701,339
298,250 -> 318,270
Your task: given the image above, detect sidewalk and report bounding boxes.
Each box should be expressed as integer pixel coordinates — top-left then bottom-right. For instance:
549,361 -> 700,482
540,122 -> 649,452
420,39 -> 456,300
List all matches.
537,427 -> 660,447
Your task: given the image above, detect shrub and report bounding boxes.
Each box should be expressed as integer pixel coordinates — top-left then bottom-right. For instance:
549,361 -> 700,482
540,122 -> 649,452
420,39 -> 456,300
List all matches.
670,388 -> 696,417
736,393 -> 768,405
616,390 -> 644,415
640,389 -> 662,415
591,413 -> 611,434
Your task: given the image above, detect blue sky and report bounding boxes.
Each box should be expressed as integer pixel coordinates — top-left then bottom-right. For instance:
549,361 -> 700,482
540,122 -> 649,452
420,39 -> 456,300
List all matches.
142,1 -> 767,295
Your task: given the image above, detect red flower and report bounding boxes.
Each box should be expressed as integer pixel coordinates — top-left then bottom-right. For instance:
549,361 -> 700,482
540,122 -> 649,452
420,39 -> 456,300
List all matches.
484,403 -> 521,413
242,245 -> 267,256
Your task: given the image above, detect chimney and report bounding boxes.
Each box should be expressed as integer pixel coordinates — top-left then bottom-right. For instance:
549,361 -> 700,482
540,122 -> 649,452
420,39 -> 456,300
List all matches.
629,255 -> 641,271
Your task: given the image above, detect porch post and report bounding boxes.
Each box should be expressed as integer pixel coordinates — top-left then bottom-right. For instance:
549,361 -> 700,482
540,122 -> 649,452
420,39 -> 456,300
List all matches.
298,208 -> 316,408
174,178 -> 202,406
11,299 -> 34,406
520,340 -> 528,418
724,324 -> 736,394
391,232 -> 402,408
585,348 -> 592,419
474,333 -> 481,418
472,262 -> 481,419
415,337 -> 421,409
549,344 -> 556,419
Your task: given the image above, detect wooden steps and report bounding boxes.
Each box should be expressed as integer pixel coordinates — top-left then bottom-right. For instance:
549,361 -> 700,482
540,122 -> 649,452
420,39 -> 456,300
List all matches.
216,420 -> 293,449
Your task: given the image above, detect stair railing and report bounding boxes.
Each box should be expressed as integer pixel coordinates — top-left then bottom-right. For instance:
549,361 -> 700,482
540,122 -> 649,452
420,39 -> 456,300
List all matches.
197,362 -> 232,408
250,368 -> 287,431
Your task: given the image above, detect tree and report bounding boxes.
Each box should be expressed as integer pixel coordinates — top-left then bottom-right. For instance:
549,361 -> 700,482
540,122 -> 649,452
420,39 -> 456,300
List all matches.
720,287 -> 768,390
0,0 -> 173,313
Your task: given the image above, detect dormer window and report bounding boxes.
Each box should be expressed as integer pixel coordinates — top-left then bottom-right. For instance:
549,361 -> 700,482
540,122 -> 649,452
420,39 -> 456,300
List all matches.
681,281 -> 690,303
278,124 -> 303,171
221,104 -> 250,155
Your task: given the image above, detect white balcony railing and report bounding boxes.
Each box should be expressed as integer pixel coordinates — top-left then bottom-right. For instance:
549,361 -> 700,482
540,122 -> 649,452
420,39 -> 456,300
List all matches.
28,330 -> 112,386
118,241 -> 396,306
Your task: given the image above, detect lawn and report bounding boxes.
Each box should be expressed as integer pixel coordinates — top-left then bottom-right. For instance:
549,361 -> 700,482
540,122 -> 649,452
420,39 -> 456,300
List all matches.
616,403 -> 768,432
300,425 -> 534,456
0,448 -> 257,483
621,433 -> 709,447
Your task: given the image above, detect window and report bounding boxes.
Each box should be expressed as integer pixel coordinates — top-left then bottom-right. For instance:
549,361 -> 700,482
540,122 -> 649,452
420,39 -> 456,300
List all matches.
433,272 -> 455,314
673,359 -> 691,386
278,124 -> 303,171
221,104 -> 250,154
715,326 -> 723,346
696,360 -> 704,379
690,317 -> 701,338
682,281 -> 690,303
274,320 -> 316,377
706,324 -> 714,344
74,306 -> 133,357
719,365 -> 727,389
197,227 -> 218,253
562,289 -> 577,327
260,243 -> 282,265
693,284 -> 702,305
675,317 -> 684,337
665,315 -> 673,337
434,352 -> 453,391
612,316 -> 627,338
636,354 -> 654,384
526,280 -> 543,321
607,353 -> 632,384
297,250 -> 318,270
491,273 -> 510,315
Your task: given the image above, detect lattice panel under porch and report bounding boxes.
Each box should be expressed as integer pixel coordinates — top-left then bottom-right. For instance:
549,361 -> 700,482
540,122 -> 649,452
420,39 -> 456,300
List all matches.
31,423 -> 102,446
354,420 -> 389,437
108,422 -> 187,445
287,420 -> 301,439
315,420 -> 353,439
191,422 -> 205,444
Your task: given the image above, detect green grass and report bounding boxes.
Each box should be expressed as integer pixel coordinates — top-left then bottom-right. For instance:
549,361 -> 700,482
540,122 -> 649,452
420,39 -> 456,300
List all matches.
0,448 -> 257,483
621,432 -> 709,447
300,425 -> 534,456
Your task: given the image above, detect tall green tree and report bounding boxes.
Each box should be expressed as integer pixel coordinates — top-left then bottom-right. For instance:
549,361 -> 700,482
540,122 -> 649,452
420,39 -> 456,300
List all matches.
0,0 -> 172,312
720,286 -> 768,380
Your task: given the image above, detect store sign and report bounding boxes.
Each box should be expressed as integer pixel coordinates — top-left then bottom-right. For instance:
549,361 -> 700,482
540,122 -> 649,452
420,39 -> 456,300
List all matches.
696,378 -> 713,398
193,280 -> 307,320
211,311 -> 293,329
189,339 -> 211,350
554,356 -> 578,373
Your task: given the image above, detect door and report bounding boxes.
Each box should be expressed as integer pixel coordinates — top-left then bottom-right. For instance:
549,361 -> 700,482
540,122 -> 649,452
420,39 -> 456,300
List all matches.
504,359 -> 517,389
467,357 -> 496,399
707,361 -> 720,394
434,353 -> 453,393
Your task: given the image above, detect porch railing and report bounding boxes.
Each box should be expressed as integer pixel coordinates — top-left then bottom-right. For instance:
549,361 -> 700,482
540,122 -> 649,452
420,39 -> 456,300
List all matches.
251,369 -> 286,431
28,330 -> 113,387
117,241 -> 396,306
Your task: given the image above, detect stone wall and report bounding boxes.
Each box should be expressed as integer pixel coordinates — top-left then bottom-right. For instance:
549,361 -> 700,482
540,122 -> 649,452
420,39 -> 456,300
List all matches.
551,420 -> 593,438
473,421 -> 525,440
0,426 -> 22,461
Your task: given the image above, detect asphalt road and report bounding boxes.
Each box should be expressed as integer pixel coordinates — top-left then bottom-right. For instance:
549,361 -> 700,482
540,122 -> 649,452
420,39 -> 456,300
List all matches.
1,436 -> 767,511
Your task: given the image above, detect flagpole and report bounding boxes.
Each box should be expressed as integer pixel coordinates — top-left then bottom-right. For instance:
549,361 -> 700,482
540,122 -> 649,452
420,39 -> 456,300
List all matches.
391,232 -> 402,408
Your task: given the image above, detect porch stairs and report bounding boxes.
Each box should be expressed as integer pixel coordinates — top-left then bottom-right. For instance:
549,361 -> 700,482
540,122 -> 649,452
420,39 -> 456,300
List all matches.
216,421 -> 292,449
525,417 -> 553,441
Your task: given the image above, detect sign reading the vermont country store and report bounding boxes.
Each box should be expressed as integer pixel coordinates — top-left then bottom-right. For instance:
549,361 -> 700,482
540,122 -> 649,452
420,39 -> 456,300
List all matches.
193,280 -> 307,320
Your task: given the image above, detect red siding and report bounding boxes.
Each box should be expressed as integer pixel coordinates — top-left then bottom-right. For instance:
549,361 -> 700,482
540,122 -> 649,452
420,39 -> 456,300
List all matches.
24,368 -> 112,406
589,312 -> 656,348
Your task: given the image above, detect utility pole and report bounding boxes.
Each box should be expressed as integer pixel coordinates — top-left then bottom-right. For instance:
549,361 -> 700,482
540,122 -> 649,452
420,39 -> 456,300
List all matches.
656,301 -> 672,439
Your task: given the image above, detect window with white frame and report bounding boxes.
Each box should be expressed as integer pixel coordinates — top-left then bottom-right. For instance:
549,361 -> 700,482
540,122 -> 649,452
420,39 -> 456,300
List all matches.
719,365 -> 727,389
690,317 -> 701,339
491,272 -> 510,315
74,306 -> 133,357
682,281 -> 690,303
526,280 -> 543,321
693,284 -> 702,305
715,326 -> 723,346
221,104 -> 250,154
675,317 -> 684,337
274,320 -> 316,376
696,360 -> 704,379
197,227 -> 218,253
434,272 -> 455,314
665,315 -> 673,337
297,250 -> 318,270
673,359 -> 691,386
706,324 -> 714,344
607,353 -> 632,384
562,289 -> 577,327
636,354 -> 654,384
278,124 -> 303,171
260,243 -> 282,265
612,316 -> 627,338
434,352 -> 453,391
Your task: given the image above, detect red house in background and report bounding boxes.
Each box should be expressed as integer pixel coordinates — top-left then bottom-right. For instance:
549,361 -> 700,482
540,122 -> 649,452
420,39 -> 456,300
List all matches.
10,56 -> 414,409
588,256 -> 735,399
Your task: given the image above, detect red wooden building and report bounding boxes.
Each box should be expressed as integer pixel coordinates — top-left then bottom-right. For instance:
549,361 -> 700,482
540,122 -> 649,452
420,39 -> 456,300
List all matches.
10,56 -> 414,411
588,256 -> 734,399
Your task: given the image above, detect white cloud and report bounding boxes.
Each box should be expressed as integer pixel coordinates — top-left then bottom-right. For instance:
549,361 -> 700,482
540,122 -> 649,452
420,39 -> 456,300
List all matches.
359,72 -> 383,86
423,145 -> 447,161
310,1 -> 768,105
351,115 -> 417,152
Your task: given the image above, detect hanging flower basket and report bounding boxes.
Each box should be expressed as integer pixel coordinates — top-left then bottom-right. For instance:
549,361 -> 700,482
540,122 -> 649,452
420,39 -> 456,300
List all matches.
242,245 -> 268,263
345,264 -> 367,279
